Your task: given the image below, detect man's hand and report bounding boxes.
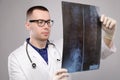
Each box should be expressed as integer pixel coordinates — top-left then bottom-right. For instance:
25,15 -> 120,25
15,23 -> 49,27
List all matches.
52,69 -> 69,80
100,15 -> 117,48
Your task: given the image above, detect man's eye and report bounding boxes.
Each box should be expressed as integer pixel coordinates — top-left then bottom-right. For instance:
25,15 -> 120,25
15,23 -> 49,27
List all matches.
47,21 -> 50,24
38,21 -> 44,24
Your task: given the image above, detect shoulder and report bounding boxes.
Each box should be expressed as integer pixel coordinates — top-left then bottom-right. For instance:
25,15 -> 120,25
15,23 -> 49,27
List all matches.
51,38 -> 63,56
8,42 -> 26,62
53,38 -> 63,47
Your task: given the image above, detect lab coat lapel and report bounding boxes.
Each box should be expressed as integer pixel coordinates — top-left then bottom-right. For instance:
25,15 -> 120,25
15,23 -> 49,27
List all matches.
47,45 -> 62,74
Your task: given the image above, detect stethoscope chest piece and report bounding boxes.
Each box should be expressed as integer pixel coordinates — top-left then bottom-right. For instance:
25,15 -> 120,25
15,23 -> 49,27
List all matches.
32,63 -> 36,69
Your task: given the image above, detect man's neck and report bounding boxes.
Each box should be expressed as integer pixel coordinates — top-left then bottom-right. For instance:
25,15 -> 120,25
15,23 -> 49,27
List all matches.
29,38 -> 47,49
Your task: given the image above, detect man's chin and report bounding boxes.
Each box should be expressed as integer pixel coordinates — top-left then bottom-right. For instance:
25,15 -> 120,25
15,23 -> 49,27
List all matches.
40,37 -> 49,41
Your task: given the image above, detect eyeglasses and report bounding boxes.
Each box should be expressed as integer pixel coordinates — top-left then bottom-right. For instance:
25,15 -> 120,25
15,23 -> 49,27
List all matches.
29,19 -> 54,27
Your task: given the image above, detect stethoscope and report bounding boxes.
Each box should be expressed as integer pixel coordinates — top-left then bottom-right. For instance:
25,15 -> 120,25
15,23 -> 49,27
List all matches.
26,40 -> 61,69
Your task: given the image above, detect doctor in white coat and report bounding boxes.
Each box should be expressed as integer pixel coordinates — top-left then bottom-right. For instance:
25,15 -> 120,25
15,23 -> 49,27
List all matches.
8,6 -> 116,80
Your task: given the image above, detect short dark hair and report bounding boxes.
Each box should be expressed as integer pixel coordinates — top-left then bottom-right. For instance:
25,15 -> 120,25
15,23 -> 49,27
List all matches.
26,6 -> 49,19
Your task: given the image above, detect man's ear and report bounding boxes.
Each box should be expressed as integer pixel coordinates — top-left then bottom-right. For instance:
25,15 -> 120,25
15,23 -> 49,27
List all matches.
25,21 -> 31,30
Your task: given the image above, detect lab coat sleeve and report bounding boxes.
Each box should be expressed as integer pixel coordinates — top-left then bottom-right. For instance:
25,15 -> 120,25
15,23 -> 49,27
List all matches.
8,53 -> 26,80
101,39 -> 116,59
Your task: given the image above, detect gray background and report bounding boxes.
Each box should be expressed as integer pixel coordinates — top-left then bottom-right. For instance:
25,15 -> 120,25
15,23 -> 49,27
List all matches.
0,0 -> 120,80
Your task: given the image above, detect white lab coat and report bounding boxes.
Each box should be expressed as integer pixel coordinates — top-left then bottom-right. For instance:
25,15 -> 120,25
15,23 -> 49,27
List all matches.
8,39 -> 116,80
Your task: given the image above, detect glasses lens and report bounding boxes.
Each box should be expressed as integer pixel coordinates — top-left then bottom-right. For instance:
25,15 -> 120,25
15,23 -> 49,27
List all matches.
38,20 -> 53,27
38,20 -> 45,27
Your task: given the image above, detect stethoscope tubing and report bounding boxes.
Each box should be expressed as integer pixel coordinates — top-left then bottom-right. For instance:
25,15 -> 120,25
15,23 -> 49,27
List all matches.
26,43 -> 36,69
25,40 -> 61,69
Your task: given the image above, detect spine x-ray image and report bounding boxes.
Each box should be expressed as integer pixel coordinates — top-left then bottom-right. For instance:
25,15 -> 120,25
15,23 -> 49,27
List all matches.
62,1 -> 101,73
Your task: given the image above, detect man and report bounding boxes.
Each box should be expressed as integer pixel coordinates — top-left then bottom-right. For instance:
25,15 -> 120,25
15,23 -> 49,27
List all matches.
8,6 -> 116,80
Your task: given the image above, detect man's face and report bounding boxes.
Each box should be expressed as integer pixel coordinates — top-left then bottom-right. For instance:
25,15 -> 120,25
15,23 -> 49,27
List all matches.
26,9 -> 51,41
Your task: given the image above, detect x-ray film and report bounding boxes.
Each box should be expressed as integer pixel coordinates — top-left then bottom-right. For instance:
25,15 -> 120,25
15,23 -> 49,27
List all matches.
62,1 -> 101,73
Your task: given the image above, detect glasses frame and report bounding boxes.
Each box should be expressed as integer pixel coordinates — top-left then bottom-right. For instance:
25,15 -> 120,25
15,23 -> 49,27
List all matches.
29,19 -> 54,27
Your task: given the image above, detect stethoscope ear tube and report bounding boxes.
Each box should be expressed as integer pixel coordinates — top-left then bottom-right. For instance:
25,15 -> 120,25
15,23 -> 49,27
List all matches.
26,43 -> 36,69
